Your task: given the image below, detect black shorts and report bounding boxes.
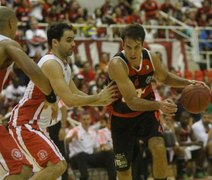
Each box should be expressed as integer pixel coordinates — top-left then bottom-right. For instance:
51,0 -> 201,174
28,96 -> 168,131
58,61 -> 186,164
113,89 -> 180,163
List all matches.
111,111 -> 163,171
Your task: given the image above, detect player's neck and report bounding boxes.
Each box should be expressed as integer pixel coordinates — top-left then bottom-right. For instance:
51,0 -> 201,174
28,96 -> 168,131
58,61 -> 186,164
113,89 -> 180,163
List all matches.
51,50 -> 68,65
0,30 -> 12,39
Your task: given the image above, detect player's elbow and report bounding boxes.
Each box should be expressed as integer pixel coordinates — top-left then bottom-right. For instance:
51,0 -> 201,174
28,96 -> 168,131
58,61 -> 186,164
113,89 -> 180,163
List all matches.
125,99 -> 138,111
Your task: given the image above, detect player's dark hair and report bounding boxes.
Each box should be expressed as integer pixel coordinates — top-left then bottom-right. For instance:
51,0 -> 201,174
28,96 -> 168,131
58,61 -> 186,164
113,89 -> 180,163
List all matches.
47,23 -> 74,48
120,24 -> 145,44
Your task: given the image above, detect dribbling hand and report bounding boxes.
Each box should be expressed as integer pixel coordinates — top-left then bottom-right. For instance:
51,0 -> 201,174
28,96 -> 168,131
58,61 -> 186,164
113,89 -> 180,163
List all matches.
159,98 -> 177,116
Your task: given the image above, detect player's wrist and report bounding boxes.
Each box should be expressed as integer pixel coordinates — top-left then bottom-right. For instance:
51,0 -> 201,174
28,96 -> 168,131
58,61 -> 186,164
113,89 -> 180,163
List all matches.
45,90 -> 57,103
188,80 -> 196,85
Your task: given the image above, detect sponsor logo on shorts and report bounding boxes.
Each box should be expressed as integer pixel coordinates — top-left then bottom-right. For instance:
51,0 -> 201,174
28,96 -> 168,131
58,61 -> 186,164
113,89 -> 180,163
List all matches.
37,150 -> 48,161
115,153 -> 128,169
146,76 -> 152,84
11,148 -> 23,161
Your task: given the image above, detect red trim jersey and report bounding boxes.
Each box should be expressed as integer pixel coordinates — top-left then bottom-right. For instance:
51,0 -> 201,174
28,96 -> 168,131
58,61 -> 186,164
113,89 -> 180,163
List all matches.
109,48 -> 155,118
0,35 -> 32,177
0,35 -> 13,92
9,54 -> 71,129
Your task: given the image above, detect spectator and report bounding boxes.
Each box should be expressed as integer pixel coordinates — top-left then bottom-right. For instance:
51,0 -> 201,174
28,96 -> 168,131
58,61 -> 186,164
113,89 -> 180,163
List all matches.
1,77 -> 25,110
29,0 -> 44,22
192,111 -> 212,175
140,0 -> 159,22
115,0 -> 132,17
15,0 -> 31,23
175,111 -> 206,178
97,114 -> 113,151
99,53 -> 109,73
79,62 -> 96,83
160,0 -> 176,16
100,0 -> 114,17
196,0 -> 211,25
65,109 -> 116,180
25,16 -> 47,61
124,8 -> 143,24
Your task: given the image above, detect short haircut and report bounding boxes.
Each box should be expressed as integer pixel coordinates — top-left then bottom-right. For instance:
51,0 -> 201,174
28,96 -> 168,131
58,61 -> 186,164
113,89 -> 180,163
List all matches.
0,6 -> 15,28
47,23 -> 74,48
120,24 -> 145,43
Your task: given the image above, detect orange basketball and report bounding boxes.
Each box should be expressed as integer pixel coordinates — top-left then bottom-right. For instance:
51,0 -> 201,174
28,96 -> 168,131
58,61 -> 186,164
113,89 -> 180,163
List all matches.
180,84 -> 211,114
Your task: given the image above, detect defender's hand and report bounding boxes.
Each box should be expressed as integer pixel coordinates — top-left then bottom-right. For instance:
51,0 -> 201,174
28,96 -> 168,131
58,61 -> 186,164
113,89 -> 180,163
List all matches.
159,98 -> 177,116
98,81 -> 119,106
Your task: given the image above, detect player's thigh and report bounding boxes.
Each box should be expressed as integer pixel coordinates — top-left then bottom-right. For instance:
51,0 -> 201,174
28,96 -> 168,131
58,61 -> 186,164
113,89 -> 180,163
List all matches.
10,125 -> 64,169
0,126 -> 32,175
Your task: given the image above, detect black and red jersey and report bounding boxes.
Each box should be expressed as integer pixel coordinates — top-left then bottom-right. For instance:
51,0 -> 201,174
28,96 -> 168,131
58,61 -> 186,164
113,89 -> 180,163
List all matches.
108,48 -> 155,118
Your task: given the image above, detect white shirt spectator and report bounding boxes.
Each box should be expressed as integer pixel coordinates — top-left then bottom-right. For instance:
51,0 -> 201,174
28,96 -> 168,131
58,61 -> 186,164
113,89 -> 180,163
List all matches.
25,26 -> 47,57
29,0 -> 43,21
66,124 -> 100,158
97,127 -> 113,149
2,83 -> 26,106
192,119 -> 210,147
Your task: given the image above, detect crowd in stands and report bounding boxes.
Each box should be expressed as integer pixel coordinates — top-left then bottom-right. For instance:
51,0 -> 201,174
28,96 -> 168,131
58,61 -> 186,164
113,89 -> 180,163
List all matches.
0,0 -> 211,42
0,0 -> 212,179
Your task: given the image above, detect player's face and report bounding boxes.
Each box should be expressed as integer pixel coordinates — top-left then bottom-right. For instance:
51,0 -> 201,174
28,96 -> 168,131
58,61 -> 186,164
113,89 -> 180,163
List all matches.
123,37 -> 143,68
58,30 -> 75,58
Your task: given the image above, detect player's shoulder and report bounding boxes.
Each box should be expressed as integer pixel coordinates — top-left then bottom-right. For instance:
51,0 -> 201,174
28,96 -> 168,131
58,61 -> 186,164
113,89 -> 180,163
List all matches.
0,38 -> 21,49
40,55 -> 62,66
109,56 -> 127,68
0,38 -> 18,45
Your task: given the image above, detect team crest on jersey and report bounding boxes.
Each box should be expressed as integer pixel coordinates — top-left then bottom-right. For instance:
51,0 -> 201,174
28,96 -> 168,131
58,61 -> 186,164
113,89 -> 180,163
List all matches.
146,65 -> 150,71
145,76 -> 152,84
11,148 -> 23,161
37,150 -> 48,161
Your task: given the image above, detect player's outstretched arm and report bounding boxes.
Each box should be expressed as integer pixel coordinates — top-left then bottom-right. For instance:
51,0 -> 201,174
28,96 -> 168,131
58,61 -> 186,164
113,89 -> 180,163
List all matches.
151,52 -> 197,88
5,40 -> 53,96
41,60 -> 117,107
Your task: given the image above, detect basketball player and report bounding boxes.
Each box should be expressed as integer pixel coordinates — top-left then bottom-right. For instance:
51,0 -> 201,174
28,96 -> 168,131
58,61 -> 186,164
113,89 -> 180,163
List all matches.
0,6 -> 57,179
107,24 -> 203,180
8,23 -> 118,179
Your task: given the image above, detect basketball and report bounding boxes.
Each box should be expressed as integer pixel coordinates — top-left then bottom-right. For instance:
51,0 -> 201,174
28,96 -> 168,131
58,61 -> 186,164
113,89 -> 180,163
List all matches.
180,84 -> 211,114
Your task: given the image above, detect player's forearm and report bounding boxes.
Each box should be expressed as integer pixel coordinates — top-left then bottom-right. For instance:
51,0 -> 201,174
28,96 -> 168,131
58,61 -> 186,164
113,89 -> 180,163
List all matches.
62,93 -> 99,107
126,97 -> 161,111
72,90 -> 103,106
60,106 -> 67,128
161,72 -> 192,87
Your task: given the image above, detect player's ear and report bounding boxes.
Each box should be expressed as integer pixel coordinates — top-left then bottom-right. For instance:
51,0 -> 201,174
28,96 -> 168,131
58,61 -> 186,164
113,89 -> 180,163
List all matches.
52,39 -> 58,48
8,17 -> 13,29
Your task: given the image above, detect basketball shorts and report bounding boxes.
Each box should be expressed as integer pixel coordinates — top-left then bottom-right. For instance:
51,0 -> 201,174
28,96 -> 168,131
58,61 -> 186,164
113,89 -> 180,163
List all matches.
0,125 -> 32,176
111,111 -> 163,171
9,124 -> 65,172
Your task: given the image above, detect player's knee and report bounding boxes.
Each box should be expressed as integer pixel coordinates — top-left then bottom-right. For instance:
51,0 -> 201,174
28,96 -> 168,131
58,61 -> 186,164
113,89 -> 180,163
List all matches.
149,137 -> 166,156
56,160 -> 67,174
21,165 -> 33,179
117,168 -> 131,179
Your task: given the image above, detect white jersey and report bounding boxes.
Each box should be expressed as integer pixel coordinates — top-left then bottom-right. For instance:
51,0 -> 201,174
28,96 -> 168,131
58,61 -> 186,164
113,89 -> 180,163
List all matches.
9,54 -> 71,128
0,35 -> 13,92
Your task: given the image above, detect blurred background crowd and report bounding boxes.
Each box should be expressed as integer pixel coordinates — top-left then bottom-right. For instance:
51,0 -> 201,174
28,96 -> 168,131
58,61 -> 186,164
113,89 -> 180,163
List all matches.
0,0 -> 212,179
